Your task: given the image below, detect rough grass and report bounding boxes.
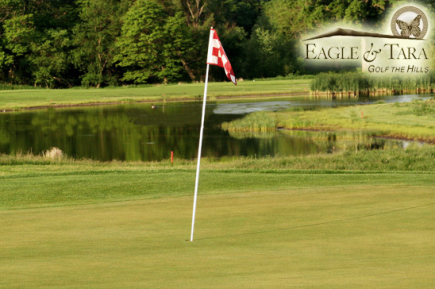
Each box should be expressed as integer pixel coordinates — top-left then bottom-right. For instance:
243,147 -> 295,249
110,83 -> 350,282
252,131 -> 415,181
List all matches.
221,111 -> 278,132
2,144 -> 435,174
222,98 -> 435,142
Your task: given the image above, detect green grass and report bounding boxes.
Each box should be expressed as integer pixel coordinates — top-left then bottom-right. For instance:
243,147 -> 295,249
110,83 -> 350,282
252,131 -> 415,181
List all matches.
2,143 -> 435,175
0,165 -> 434,287
223,98 -> 435,142
1,152 -> 435,288
221,111 -> 278,132
2,75 -> 434,288
1,164 -> 433,210
0,79 -> 311,110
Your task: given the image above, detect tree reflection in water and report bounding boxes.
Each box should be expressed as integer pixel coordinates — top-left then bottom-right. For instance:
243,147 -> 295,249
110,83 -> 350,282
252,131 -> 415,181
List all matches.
0,101 -> 418,161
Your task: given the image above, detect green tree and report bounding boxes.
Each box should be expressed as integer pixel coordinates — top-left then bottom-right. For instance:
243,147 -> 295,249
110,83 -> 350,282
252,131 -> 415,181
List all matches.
207,0 -> 264,34
172,0 -> 265,81
115,0 -> 194,84
0,0 -> 78,86
71,0 -> 131,87
243,27 -> 300,78
259,0 -> 391,39
0,10 -> 34,83
29,29 -> 72,87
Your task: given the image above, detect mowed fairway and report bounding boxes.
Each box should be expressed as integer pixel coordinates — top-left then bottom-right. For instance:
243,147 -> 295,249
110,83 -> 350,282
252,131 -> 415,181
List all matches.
1,168 -> 434,288
0,79 -> 311,110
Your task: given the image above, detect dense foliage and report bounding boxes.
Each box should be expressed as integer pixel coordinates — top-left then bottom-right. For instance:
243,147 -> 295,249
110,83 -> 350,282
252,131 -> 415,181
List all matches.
0,0 -> 433,87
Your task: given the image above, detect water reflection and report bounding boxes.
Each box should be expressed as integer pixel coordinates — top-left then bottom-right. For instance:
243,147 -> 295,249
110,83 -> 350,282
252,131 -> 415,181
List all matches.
0,94 -> 432,161
0,103 -> 237,161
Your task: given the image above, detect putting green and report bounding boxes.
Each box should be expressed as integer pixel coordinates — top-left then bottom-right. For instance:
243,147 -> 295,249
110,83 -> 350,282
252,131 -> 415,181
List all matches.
1,173 -> 434,288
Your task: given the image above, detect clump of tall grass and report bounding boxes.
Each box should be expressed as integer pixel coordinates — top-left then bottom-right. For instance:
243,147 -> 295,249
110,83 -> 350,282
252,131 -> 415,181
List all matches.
42,147 -> 64,160
310,72 -> 370,93
221,111 -> 277,132
0,148 -> 66,165
311,71 -> 435,94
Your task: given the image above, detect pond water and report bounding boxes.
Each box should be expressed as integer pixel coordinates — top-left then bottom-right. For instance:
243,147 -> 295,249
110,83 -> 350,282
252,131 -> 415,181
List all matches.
0,94 -> 432,161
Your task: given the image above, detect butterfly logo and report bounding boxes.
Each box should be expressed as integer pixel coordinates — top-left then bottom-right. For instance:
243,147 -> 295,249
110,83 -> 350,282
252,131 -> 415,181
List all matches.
396,15 -> 421,38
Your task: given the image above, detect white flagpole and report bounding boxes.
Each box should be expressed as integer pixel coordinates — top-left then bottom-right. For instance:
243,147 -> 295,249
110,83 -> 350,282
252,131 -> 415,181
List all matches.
190,63 -> 210,242
191,28 -> 214,242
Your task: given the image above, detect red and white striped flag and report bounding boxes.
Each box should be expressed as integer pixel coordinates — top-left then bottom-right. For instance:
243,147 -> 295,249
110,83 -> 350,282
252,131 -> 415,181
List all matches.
206,28 -> 237,85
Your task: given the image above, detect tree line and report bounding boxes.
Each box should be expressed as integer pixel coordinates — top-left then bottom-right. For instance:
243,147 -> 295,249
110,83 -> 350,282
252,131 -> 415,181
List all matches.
0,0 -> 432,88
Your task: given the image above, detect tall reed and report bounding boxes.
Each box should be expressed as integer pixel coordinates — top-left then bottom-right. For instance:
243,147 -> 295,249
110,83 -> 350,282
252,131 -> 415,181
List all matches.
310,72 -> 435,96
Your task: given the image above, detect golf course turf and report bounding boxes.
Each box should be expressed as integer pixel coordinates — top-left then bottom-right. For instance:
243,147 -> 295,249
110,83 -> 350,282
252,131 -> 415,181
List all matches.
1,81 -> 434,288
1,161 -> 434,288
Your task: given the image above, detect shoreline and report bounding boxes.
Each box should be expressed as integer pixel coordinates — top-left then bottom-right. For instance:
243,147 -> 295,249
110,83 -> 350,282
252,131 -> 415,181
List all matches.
0,92 -> 311,112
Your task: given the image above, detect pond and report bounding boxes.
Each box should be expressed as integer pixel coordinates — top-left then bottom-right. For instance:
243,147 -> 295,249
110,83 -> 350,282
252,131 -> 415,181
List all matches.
0,94 -> 432,161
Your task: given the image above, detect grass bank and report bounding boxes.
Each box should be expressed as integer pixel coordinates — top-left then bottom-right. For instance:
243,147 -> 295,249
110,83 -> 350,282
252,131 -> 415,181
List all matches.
1,154 -> 434,288
0,79 -> 311,111
222,98 -> 435,142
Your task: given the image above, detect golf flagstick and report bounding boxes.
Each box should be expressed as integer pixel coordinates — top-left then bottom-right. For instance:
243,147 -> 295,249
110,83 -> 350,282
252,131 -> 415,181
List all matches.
190,28 -> 236,242
190,63 -> 210,242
